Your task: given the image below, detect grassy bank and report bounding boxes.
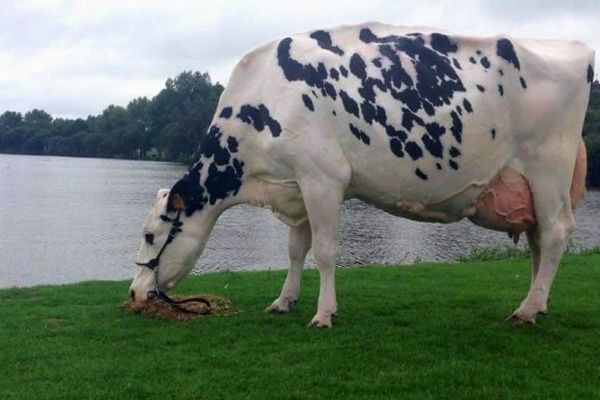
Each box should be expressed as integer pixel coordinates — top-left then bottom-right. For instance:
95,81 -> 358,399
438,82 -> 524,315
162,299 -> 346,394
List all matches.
1,253 -> 599,399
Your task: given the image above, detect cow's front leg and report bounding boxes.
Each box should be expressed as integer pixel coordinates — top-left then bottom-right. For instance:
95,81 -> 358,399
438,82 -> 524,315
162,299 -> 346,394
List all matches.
267,220 -> 311,313
301,181 -> 344,328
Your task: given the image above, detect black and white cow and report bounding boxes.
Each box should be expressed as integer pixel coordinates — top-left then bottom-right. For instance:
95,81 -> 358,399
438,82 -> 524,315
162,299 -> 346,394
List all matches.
130,22 -> 595,327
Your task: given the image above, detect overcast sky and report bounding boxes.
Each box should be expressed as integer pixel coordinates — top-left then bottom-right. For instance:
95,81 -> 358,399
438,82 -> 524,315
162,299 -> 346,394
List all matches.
1,0 -> 598,119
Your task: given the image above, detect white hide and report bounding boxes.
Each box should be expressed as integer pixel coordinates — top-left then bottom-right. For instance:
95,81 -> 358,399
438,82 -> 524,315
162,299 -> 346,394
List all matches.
131,22 -> 594,327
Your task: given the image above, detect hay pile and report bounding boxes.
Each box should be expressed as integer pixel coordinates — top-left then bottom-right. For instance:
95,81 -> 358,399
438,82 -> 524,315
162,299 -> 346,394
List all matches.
123,294 -> 233,321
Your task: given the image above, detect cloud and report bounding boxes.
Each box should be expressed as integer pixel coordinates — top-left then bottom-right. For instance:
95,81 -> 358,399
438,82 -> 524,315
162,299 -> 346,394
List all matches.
0,0 -> 598,118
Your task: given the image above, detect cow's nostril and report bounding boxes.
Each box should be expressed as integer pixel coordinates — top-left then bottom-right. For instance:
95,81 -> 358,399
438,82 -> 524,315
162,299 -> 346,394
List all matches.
130,289 -> 136,301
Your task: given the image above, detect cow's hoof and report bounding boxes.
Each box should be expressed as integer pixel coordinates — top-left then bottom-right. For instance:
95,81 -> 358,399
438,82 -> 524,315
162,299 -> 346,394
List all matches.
306,314 -> 333,328
265,298 -> 297,314
506,304 -> 547,325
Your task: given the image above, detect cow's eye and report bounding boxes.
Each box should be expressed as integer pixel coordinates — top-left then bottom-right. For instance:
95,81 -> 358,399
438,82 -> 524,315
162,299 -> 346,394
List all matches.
144,233 -> 154,245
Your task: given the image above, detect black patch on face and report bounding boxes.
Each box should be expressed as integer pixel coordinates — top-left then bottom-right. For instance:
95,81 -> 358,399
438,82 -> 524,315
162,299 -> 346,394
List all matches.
237,104 -> 282,137
496,39 -> 520,70
498,68 -> 504,76
462,99 -> 473,113
219,107 -> 233,119
519,76 -> 527,89
449,146 -> 461,158
456,105 -> 462,116
476,85 -> 485,92
405,141 -> 423,160
430,33 -> 458,55
349,123 -> 370,144
332,110 -> 337,116
469,57 -> 476,64
145,233 -> 154,245
436,163 -> 442,170
587,64 -> 594,83
415,168 -> 428,180
310,30 -> 344,56
480,56 -> 491,69
372,57 -> 382,68
449,159 -> 458,170
339,90 -> 360,118
452,58 -> 461,70
498,84 -> 504,96
490,128 -> 496,139
476,50 -> 482,55
302,94 -> 315,111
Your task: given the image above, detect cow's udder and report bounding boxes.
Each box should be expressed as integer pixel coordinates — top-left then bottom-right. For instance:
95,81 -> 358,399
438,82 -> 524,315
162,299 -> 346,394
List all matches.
469,139 -> 586,237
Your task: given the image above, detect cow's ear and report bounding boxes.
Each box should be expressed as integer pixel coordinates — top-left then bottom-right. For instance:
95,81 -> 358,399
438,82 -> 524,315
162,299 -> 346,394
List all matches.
170,193 -> 186,210
167,179 -> 189,212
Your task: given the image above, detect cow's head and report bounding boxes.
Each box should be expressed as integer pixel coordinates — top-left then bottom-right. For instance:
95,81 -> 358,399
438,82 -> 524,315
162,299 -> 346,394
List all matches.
128,183 -> 216,302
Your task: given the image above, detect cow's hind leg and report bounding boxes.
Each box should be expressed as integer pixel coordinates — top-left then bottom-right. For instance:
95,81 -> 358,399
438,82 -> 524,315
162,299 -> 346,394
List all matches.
508,180 -> 575,324
525,228 -> 541,292
267,220 -> 312,313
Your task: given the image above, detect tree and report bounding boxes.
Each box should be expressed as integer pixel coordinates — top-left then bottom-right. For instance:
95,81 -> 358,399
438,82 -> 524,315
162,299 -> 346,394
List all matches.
24,109 -> 52,129
149,71 -> 223,161
126,97 -> 151,156
0,111 -> 23,131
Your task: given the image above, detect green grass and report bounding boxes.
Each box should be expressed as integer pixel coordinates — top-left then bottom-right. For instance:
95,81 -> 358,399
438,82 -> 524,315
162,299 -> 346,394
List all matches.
1,254 -> 600,399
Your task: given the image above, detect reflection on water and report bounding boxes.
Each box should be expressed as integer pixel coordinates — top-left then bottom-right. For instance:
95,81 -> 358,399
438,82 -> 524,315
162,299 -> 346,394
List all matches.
1,154 -> 599,288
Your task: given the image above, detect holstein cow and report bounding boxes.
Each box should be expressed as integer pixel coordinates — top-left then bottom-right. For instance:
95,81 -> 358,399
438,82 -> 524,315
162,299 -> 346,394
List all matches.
130,22 -> 594,327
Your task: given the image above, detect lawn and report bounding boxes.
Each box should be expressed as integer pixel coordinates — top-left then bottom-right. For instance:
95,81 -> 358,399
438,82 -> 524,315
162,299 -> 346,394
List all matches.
1,253 -> 599,399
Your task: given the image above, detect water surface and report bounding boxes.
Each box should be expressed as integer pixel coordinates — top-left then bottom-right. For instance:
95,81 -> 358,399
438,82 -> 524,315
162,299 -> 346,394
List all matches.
1,154 -> 598,288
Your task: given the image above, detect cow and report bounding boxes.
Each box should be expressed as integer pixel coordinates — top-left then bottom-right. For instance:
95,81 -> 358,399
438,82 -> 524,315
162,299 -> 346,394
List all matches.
130,22 -> 595,328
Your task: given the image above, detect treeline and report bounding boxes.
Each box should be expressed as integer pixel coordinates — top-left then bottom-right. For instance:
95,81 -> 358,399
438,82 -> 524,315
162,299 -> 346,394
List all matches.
0,72 -> 599,185
0,71 -> 223,163
584,81 -> 600,187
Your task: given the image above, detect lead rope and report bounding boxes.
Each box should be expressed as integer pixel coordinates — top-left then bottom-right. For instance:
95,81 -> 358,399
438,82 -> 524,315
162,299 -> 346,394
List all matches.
147,290 -> 211,315
137,209 -> 211,315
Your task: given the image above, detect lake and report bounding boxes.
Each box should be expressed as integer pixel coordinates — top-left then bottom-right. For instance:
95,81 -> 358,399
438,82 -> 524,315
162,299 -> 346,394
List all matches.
1,153 -> 599,289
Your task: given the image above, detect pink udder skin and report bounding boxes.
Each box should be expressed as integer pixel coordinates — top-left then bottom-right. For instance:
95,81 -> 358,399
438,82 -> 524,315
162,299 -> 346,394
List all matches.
471,139 -> 587,238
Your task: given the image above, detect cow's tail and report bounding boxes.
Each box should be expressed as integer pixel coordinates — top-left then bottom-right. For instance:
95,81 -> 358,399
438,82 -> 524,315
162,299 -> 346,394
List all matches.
570,138 -> 587,209
571,47 -> 594,208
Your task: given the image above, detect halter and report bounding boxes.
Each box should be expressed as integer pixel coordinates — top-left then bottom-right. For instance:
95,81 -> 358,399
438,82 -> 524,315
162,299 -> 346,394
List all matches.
136,209 -> 211,315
